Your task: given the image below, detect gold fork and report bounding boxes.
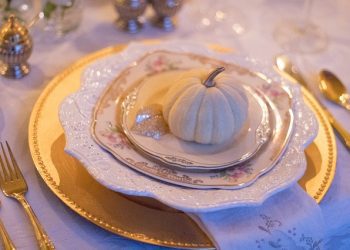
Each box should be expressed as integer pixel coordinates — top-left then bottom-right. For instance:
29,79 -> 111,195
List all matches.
0,209 -> 16,250
0,141 -> 55,250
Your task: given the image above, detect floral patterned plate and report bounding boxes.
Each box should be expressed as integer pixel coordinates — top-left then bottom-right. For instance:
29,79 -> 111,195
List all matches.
93,55 -> 290,188
121,72 -> 271,171
97,73 -> 288,189
59,41 -> 317,212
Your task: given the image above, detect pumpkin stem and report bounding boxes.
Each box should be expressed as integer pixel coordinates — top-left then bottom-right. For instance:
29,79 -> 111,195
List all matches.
203,67 -> 225,88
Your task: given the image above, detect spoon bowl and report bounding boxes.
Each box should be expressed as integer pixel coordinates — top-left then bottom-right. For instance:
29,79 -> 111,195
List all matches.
274,54 -> 350,149
319,70 -> 350,111
274,55 -> 308,87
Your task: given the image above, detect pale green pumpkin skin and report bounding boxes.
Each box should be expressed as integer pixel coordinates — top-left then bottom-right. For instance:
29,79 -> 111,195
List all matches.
163,69 -> 248,145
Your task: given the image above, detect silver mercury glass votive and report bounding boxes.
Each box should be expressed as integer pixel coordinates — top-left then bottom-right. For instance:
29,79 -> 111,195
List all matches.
113,0 -> 148,33
150,0 -> 183,31
0,15 -> 33,79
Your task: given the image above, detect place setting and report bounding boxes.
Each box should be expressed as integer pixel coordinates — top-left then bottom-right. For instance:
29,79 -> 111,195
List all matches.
25,39 -> 336,248
1,0 -> 349,249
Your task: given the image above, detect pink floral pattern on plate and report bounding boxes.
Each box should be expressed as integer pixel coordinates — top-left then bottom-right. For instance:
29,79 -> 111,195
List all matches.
145,55 -> 181,73
91,51 -> 294,189
211,164 -> 253,182
98,122 -> 131,150
59,41 -> 317,212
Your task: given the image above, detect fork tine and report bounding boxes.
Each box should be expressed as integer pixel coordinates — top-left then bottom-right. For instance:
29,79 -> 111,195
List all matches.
1,142 -> 15,181
0,153 -> 6,184
0,143 -> 10,181
5,141 -> 21,180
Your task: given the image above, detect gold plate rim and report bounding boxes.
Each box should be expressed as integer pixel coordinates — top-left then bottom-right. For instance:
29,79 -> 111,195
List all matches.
28,43 -> 336,248
299,88 -> 337,202
28,44 -> 215,249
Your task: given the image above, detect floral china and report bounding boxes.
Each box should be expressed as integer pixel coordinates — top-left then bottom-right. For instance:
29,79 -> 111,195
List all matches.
59,41 -> 317,212
120,69 -> 271,171
95,64 -> 292,189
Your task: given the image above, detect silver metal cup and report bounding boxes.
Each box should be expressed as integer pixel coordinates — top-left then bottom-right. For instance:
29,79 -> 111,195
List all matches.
150,0 -> 183,31
113,0 -> 148,33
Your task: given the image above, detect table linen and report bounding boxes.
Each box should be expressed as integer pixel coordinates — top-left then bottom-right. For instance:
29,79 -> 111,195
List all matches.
0,0 -> 350,249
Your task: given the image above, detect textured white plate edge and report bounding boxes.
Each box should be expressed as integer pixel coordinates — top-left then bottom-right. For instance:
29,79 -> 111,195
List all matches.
58,41 -> 318,212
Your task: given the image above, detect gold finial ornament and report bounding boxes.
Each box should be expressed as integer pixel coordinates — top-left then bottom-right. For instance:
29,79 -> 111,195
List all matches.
0,15 -> 33,79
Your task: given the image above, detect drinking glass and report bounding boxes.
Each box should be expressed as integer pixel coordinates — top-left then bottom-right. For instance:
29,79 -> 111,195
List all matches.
273,0 -> 328,54
179,0 -> 249,39
0,0 -> 41,25
37,0 -> 82,37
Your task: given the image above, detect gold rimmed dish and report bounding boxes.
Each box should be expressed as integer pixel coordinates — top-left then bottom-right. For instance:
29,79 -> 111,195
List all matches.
120,70 -> 271,171
89,49 -> 295,190
28,42 -> 336,248
94,69 -> 289,189
59,42 -> 317,212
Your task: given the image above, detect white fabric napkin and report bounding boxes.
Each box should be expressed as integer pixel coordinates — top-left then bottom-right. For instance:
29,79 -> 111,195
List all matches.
190,185 -> 325,250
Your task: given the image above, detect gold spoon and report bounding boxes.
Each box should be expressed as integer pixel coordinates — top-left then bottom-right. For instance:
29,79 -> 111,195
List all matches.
319,70 -> 350,111
274,55 -> 350,149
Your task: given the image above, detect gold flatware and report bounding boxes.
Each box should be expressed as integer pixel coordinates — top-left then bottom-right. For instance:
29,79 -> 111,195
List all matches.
319,70 -> 350,111
0,208 -> 16,250
0,142 -> 55,250
274,55 -> 350,149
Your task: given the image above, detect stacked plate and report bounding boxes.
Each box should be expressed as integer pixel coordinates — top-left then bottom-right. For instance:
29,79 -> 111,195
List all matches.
59,41 -> 318,212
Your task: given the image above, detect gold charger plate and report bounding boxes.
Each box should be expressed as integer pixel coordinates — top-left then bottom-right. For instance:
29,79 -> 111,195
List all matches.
28,43 -> 336,249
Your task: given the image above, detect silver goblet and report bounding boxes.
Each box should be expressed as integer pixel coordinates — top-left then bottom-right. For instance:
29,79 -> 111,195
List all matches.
113,0 -> 148,33
150,0 -> 183,31
0,15 -> 33,79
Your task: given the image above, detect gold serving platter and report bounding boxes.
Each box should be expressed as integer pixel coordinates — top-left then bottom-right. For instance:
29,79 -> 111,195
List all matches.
28,43 -> 336,249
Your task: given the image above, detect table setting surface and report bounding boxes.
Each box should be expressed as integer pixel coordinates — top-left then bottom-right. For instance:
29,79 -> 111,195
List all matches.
0,0 -> 350,249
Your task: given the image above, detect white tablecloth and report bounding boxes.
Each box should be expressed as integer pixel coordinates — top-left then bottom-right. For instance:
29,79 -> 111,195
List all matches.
0,0 -> 350,249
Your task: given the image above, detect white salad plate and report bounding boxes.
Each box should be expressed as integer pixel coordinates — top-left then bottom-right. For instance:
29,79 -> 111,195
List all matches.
59,41 -> 317,212
120,71 -> 271,171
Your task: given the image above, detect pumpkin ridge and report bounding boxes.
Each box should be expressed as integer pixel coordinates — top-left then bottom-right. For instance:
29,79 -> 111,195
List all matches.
188,86 -> 206,142
211,88 -> 235,143
162,68 -> 248,145
183,86 -> 206,141
190,86 -> 206,141
227,83 -> 248,104
168,84 -> 204,140
194,88 -> 213,143
221,80 -> 248,104
206,89 -> 215,144
217,84 -> 247,133
163,80 -> 198,121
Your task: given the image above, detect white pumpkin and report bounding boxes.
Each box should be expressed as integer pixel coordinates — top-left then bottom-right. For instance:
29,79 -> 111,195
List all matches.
162,67 -> 248,144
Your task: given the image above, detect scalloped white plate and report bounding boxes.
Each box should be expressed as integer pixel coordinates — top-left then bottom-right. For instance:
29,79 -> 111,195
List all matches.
59,41 -> 318,212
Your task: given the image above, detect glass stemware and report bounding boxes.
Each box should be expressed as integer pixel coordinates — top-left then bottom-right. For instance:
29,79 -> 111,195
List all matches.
178,0 -> 249,41
0,0 -> 41,25
273,0 -> 328,54
38,0 -> 82,36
